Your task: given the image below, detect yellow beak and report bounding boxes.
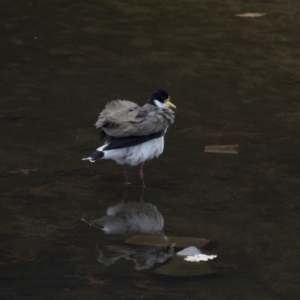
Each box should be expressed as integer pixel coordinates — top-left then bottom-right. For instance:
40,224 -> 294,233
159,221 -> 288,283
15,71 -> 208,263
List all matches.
165,97 -> 176,109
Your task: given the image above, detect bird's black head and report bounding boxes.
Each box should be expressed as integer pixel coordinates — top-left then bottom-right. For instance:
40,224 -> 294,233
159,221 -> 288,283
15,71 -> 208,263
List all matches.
147,90 -> 176,109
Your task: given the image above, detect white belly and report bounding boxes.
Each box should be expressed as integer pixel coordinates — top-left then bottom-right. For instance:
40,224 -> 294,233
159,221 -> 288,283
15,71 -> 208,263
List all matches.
98,136 -> 165,166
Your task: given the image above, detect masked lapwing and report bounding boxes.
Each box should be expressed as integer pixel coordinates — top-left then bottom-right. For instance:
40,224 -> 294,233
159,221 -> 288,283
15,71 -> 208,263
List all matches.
82,90 -> 176,186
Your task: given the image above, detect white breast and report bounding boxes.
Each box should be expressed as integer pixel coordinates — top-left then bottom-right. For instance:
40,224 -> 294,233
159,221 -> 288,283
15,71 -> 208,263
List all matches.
98,136 -> 165,166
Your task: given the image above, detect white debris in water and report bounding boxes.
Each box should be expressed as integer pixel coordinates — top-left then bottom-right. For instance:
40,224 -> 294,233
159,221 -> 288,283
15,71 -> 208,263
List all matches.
204,145 -> 239,154
177,246 -> 201,256
236,13 -> 266,18
184,254 -> 217,262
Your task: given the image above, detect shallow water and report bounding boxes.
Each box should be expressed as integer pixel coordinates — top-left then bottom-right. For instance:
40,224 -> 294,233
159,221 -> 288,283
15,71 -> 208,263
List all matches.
1,0 -> 300,299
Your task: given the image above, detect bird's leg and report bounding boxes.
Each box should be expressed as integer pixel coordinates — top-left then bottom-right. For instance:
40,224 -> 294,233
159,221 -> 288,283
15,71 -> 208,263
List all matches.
123,183 -> 128,201
139,163 -> 145,187
123,164 -> 129,185
139,185 -> 145,203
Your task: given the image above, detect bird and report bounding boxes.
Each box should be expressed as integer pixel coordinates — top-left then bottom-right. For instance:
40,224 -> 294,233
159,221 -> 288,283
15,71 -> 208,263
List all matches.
82,90 -> 176,186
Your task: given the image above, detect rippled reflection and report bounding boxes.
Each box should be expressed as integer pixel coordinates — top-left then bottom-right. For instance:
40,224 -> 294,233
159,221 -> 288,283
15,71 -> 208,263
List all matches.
96,242 -> 174,270
83,201 -> 175,270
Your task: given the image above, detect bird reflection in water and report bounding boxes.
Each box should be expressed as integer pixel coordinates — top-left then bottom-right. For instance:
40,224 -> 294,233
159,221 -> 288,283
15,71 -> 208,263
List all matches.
86,201 -> 164,235
96,242 -> 174,271
122,181 -> 146,202
83,201 -> 174,270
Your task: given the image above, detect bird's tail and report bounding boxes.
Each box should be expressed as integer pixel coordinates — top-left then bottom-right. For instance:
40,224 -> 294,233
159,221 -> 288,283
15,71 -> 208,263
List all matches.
82,150 -> 104,163
84,216 -> 127,234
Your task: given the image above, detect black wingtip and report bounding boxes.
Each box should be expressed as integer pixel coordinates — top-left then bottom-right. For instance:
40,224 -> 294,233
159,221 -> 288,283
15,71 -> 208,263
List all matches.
82,150 -> 104,163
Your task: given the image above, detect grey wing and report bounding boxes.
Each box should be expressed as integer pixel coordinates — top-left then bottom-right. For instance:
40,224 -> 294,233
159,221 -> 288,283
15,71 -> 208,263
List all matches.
96,101 -> 175,138
95,99 -> 139,130
127,104 -> 175,136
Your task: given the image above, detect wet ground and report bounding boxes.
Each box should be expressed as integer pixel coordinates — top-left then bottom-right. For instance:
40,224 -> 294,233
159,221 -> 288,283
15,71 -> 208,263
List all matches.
1,0 -> 300,299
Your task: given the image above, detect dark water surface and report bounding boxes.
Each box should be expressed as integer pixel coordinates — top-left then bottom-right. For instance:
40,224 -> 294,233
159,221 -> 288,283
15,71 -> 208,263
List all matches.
1,0 -> 300,299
